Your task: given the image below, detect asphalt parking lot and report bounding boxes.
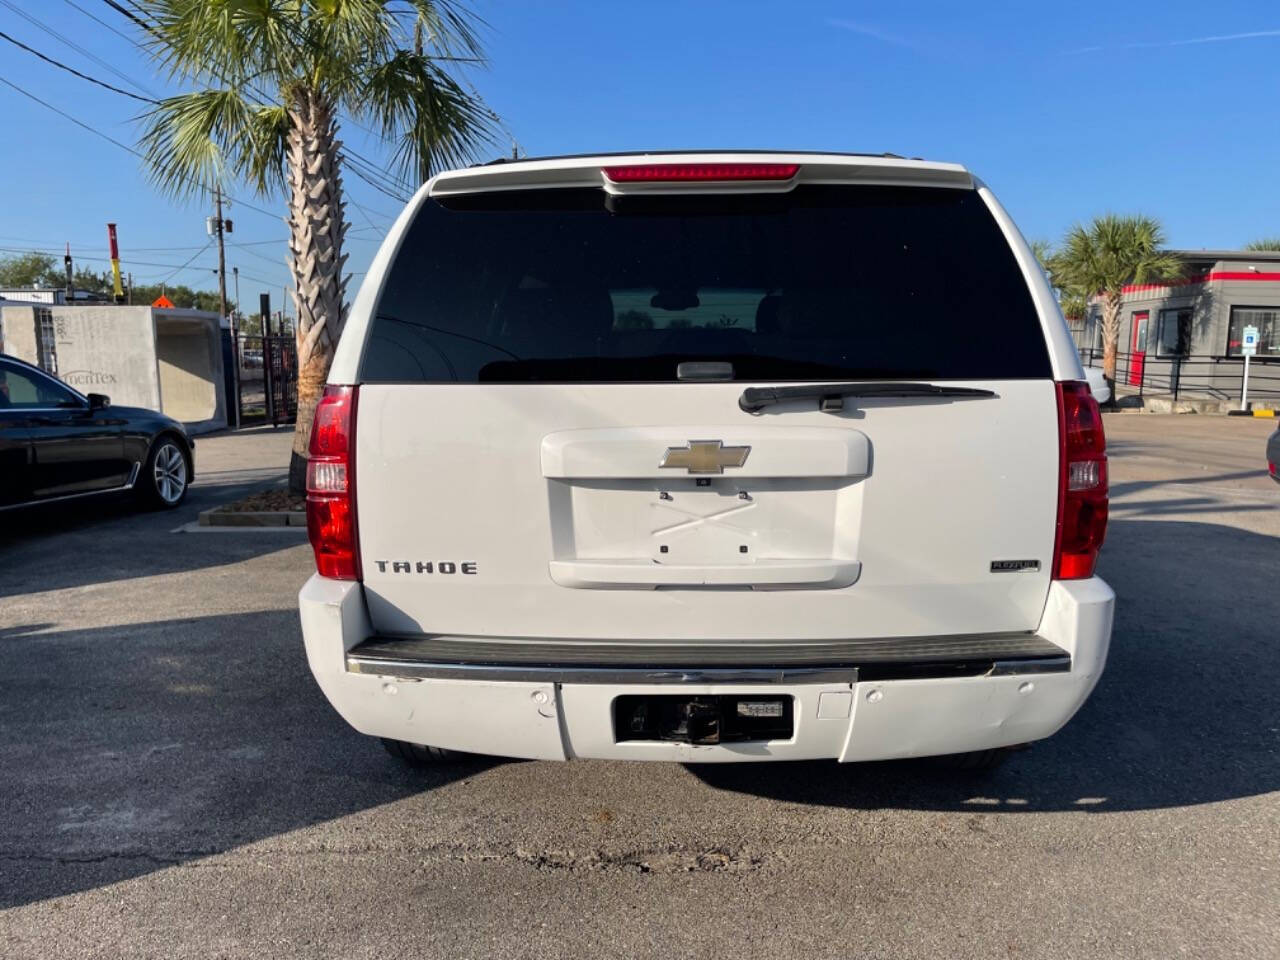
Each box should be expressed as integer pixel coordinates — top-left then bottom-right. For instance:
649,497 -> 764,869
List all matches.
1,415 -> 1277,959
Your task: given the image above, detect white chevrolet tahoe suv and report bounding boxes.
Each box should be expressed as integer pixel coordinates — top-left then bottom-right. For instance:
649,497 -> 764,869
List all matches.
299,152 -> 1113,768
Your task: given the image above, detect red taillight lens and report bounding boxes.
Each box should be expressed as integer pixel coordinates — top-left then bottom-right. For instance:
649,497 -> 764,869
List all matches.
1054,381 -> 1108,579
306,385 -> 361,580
602,163 -> 800,183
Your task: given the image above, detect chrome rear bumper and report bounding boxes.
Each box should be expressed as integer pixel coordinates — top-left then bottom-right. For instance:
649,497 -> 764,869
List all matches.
299,575 -> 1114,763
344,632 -> 1070,685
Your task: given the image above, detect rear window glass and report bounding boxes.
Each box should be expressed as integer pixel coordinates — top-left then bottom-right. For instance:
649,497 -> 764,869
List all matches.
362,184 -> 1050,382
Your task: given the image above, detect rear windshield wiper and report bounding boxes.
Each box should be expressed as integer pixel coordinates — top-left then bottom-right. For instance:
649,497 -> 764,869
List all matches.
739,382 -> 996,413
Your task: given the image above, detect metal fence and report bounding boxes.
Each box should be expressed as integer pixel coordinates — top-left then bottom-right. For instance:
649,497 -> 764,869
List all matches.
1078,348 -> 1280,404
235,334 -> 297,426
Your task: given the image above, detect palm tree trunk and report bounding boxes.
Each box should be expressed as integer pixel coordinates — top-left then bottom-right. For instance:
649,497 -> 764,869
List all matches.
1099,294 -> 1122,395
285,89 -> 349,494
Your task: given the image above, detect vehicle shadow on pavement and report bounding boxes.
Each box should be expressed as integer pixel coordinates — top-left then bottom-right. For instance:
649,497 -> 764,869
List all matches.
1109,467 -> 1272,501
3,520 -> 1275,910
0,608 -> 491,910
693,518 -> 1280,813
0,483 -> 300,600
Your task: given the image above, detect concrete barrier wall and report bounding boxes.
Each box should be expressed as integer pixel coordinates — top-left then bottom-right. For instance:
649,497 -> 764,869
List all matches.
2,305 -> 227,431
154,310 -> 227,429
0,306 -> 38,359
156,331 -> 215,421
49,306 -> 161,409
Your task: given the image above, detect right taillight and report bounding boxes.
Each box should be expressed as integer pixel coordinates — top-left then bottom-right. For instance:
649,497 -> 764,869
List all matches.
1053,381 -> 1108,579
306,385 -> 361,581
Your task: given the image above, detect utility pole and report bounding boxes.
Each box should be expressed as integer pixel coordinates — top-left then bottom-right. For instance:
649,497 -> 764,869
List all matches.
63,242 -> 73,301
213,185 -> 239,428
233,266 -> 240,326
127,272 -> 133,305
215,186 -> 229,327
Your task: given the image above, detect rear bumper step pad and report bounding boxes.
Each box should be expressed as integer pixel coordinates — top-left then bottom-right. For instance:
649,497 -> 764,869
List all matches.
345,633 -> 1069,684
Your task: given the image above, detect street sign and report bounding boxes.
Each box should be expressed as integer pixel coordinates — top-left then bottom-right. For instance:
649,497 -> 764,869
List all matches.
1241,325 -> 1260,410
1241,325 -> 1259,357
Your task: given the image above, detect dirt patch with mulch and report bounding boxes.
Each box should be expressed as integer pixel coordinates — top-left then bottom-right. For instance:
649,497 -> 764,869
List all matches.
216,488 -> 307,513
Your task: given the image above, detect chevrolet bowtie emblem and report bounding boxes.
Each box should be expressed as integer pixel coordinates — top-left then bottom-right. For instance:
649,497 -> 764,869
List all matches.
659,440 -> 751,474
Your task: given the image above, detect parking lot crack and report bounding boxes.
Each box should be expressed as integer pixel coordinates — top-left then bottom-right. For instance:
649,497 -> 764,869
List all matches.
0,850 -> 215,867
418,843 -> 768,875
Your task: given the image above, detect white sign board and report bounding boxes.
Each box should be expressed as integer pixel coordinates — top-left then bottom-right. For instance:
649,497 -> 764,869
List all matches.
1241,325 -> 1260,357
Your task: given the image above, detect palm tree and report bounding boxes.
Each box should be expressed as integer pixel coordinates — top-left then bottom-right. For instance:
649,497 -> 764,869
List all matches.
1048,215 -> 1183,390
1244,238 -> 1280,252
136,1 -> 497,492
1031,240 -> 1090,325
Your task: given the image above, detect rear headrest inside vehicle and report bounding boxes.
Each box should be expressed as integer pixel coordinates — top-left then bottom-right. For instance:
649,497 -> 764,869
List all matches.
495,285 -> 614,354
755,294 -> 783,335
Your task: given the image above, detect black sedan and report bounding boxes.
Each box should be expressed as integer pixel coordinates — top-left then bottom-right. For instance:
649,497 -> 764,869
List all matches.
0,353 -> 194,511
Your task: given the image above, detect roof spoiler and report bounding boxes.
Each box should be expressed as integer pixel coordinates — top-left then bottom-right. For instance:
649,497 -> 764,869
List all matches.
428,153 -> 974,198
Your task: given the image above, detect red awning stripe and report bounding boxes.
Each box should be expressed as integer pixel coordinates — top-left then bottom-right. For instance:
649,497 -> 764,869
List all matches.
1122,270 -> 1280,294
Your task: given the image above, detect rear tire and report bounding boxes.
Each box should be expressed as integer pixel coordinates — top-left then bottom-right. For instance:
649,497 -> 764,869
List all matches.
380,737 -> 466,766
139,434 -> 190,509
934,747 -> 1015,771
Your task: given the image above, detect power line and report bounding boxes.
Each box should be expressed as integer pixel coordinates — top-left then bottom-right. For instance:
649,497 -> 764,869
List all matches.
0,73 -> 283,223
98,0 -> 149,31
94,0 -> 418,203
0,75 -> 149,162
158,241 -> 213,284
342,151 -> 412,203
0,245 -> 211,272
62,0 -> 138,45
0,29 -> 158,104
0,228 -> 383,258
227,240 -> 287,267
0,0 -> 155,97
348,198 -> 395,224
2,13 -> 407,213
234,267 -> 297,288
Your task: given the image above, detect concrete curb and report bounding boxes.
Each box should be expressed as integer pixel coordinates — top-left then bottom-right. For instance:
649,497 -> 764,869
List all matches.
1105,396 -> 1278,416
198,508 -> 308,527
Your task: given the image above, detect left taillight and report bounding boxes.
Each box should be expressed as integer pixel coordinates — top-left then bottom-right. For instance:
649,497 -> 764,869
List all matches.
1053,381 -> 1108,580
306,385 -> 361,581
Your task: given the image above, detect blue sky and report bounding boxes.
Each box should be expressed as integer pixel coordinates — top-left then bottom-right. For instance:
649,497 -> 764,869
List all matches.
1,0 -> 1278,310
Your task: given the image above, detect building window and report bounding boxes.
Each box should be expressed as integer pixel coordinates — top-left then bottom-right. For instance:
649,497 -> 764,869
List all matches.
1226,307 -> 1279,357
33,307 -> 58,374
1156,308 -> 1192,357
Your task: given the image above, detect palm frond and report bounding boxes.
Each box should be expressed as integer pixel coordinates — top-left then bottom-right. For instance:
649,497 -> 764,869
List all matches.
1243,237 -> 1280,252
1051,214 -> 1181,296
135,0 -> 499,198
239,103 -> 290,195
399,0 -> 488,60
138,88 -> 254,198
136,0 -> 293,88
359,49 -> 498,184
